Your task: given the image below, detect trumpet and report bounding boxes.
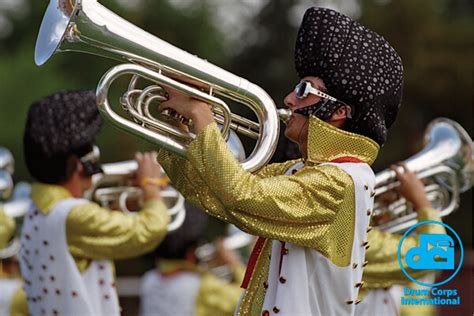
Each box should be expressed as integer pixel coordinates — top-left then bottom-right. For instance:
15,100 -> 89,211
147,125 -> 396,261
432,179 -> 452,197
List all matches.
372,118 -> 473,233
35,0 -> 292,172
86,160 -> 186,232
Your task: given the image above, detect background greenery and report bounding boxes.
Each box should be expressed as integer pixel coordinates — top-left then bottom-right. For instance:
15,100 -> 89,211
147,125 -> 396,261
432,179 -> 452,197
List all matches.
0,0 -> 472,240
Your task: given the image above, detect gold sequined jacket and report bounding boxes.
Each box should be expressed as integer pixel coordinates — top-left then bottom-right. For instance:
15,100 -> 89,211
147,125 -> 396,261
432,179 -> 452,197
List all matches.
158,116 -> 380,314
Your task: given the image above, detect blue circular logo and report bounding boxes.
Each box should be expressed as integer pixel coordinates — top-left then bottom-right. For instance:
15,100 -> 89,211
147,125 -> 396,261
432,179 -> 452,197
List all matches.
397,220 -> 464,287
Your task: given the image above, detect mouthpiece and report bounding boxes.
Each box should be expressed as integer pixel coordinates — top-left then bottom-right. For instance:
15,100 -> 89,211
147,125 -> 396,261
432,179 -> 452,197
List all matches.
277,108 -> 292,125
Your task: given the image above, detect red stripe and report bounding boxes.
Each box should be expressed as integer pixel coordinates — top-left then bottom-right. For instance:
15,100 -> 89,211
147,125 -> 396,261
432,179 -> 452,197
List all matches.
240,237 -> 266,289
278,242 -> 286,275
240,156 -> 363,289
330,156 -> 364,163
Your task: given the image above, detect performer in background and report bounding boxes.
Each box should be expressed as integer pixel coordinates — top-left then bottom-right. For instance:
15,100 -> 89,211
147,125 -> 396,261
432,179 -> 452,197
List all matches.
157,7 -> 403,315
357,164 -> 444,316
18,90 -> 170,316
140,203 -> 244,316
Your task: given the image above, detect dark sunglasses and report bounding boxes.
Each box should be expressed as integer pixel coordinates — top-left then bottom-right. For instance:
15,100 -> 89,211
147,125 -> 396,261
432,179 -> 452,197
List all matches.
294,80 -> 338,101
294,81 -> 353,118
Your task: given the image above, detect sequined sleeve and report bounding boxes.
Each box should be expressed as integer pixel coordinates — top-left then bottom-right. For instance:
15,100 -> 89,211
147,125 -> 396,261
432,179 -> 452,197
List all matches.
158,148 -> 297,223
0,207 -> 15,249
9,286 -> 29,316
363,208 -> 446,288
66,200 -> 170,260
159,122 -> 354,253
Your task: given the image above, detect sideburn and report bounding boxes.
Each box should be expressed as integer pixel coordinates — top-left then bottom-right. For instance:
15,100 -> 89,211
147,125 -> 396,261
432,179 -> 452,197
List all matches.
297,119 -> 310,159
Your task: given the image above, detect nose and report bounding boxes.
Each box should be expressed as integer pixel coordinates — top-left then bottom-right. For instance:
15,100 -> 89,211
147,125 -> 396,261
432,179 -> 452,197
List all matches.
283,91 -> 296,109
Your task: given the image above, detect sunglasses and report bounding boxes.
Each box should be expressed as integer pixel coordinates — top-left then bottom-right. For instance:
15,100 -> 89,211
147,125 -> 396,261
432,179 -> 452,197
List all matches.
294,80 -> 353,118
294,80 -> 338,101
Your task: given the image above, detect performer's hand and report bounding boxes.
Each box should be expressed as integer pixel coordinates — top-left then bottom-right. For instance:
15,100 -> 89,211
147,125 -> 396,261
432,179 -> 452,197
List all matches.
135,151 -> 162,201
159,88 -> 214,133
213,237 -> 241,269
391,163 -> 432,210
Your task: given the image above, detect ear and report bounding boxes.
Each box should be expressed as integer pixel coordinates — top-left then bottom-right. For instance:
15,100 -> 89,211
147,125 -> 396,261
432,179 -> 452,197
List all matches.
332,105 -> 350,120
326,105 -> 352,128
76,160 -> 84,175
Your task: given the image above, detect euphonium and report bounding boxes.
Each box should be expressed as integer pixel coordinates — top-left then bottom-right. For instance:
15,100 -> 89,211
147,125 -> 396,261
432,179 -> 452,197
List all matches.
372,118 -> 473,233
86,160 -> 186,232
35,0 -> 291,172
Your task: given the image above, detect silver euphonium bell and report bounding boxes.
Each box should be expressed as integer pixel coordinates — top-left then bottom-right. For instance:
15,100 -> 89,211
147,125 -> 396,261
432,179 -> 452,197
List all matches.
35,0 -> 291,172
372,118 -> 473,233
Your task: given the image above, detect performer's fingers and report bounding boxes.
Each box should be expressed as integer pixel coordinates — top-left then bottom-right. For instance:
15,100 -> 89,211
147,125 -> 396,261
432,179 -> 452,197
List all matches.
400,163 -> 413,175
135,152 -> 143,162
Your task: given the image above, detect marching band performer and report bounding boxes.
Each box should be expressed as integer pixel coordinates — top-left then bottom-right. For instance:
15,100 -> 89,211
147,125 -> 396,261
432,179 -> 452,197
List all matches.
18,90 -> 170,316
357,164 -> 444,316
157,7 -> 404,316
140,203 -> 244,316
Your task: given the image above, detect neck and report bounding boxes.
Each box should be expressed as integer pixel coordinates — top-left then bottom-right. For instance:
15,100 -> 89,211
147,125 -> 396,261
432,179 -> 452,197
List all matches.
61,179 -> 83,198
299,142 -> 308,160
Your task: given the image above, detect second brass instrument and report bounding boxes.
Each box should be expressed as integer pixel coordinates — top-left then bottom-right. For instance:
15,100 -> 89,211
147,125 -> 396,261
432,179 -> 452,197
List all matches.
372,118 -> 473,233
86,160 -> 186,232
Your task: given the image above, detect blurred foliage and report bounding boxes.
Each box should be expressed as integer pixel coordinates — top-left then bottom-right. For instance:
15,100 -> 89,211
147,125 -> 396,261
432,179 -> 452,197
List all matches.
0,0 -> 472,247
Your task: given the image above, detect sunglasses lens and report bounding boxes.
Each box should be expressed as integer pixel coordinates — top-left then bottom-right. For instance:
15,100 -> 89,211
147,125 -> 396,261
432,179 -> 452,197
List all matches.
295,82 -> 307,99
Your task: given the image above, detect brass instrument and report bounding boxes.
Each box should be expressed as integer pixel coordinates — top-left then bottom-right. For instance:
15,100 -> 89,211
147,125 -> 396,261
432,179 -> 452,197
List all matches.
35,0 -> 291,172
0,171 -> 13,202
87,129 -> 246,232
195,225 -> 254,278
372,118 -> 473,233
86,160 -> 186,232
0,147 -> 14,201
0,183 -> 32,259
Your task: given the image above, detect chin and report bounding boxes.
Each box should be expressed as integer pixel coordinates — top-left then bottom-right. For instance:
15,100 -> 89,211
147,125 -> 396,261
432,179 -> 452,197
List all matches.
284,127 -> 298,144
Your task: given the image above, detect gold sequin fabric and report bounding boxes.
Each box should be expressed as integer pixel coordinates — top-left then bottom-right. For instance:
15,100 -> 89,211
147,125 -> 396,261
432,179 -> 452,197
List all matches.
306,116 -> 379,165
0,207 -> 15,249
158,116 -> 379,314
363,208 -> 446,289
195,266 -> 245,316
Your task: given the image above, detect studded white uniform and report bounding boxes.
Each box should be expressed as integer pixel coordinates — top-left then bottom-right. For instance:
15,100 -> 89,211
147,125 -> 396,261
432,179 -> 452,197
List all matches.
19,199 -> 120,316
257,162 -> 375,316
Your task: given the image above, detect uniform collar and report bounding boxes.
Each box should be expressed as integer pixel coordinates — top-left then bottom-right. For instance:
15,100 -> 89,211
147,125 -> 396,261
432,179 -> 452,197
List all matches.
31,183 -> 72,214
156,259 -> 200,276
306,116 -> 380,165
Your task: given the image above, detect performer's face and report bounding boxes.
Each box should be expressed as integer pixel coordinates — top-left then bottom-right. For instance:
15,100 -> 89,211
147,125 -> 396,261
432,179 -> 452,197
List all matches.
283,76 -> 325,145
